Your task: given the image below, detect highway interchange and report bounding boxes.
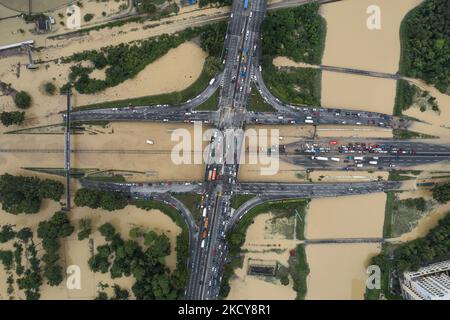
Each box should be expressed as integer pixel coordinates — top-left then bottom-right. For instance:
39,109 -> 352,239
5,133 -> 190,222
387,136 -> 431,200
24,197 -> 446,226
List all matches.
66,0 -> 450,300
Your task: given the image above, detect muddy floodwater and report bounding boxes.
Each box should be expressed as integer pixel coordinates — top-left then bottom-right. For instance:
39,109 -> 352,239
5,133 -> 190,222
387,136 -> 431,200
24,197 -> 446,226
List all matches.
320,0 -> 423,73
306,193 -> 386,239
318,0 -> 423,115
316,125 -> 393,138
306,243 -> 381,300
321,71 -> 396,115
0,41 -> 206,129
0,122 -> 206,182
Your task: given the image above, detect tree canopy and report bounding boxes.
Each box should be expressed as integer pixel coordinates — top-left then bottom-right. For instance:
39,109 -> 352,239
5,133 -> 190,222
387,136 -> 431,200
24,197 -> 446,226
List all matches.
74,188 -> 127,211
432,182 -> 450,203
400,0 -> 450,93
262,3 -> 326,64
0,174 -> 64,214
0,111 -> 25,126
14,91 -> 32,109
88,223 -> 182,300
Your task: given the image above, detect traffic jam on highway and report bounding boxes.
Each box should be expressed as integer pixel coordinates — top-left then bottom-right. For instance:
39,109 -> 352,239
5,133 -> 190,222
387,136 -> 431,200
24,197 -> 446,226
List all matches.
292,139 -> 450,169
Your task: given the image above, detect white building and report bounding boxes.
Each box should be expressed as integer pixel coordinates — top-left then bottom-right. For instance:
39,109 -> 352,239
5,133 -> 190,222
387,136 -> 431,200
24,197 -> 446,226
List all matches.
401,260 -> 450,300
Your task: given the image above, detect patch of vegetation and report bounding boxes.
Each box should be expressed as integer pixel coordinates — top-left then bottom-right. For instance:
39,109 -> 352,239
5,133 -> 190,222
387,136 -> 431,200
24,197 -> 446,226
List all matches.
1,111 -> 25,126
132,199 -> 190,298
83,13 -> 94,22
14,91 -> 31,109
198,0 -> 232,7
63,23 -> 225,95
248,83 -> 277,112
8,226 -> 43,300
394,80 -> 440,116
262,62 -> 322,106
0,174 -> 64,214
89,221 -> 183,299
230,194 -> 254,210
77,218 -> 92,240
288,245 -> 309,299
399,0 -> 450,93
388,170 -> 421,182
37,211 -> 74,286
173,193 -> 203,222
195,89 -> 219,111
259,4 -> 325,107
74,188 -> 128,211
43,81 -> 57,95
367,213 -> 450,299
393,80 -> 417,116
393,129 -> 437,139
84,174 -> 126,183
432,182 -> 450,203
0,225 -> 16,243
219,199 -> 309,299
384,193 -> 431,238
262,3 -> 327,65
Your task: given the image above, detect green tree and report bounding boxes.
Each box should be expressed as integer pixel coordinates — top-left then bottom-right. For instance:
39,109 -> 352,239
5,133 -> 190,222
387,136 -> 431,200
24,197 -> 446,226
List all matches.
77,218 -> 92,240
39,179 -> 64,201
98,223 -> 116,241
432,183 -> 450,203
43,82 -> 56,95
74,188 -> 102,208
43,264 -> 63,286
0,225 -> 16,243
0,250 -> 13,270
112,284 -> 129,300
83,13 -> 94,22
16,227 -> 33,242
99,191 -> 127,211
0,111 -> 25,126
14,91 -> 32,109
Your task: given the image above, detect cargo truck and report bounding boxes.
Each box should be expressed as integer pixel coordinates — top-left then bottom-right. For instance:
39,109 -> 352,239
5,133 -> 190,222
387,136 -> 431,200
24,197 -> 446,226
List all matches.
211,168 -> 217,181
209,78 -> 215,85
202,207 -> 207,217
369,161 -> 378,165
330,157 -> 340,162
354,156 -> 364,160
315,156 -> 329,161
203,217 -> 209,229
201,240 -> 205,248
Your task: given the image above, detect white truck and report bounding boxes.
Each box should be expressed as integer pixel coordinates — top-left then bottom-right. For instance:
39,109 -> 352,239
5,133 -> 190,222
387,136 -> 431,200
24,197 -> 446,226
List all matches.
369,161 -> 378,165
202,207 -> 207,217
315,156 -> 329,161
201,240 -> 205,249
330,157 -> 340,162
356,163 -> 363,168
305,119 -> 314,124
209,78 -> 215,85
354,156 -> 364,161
